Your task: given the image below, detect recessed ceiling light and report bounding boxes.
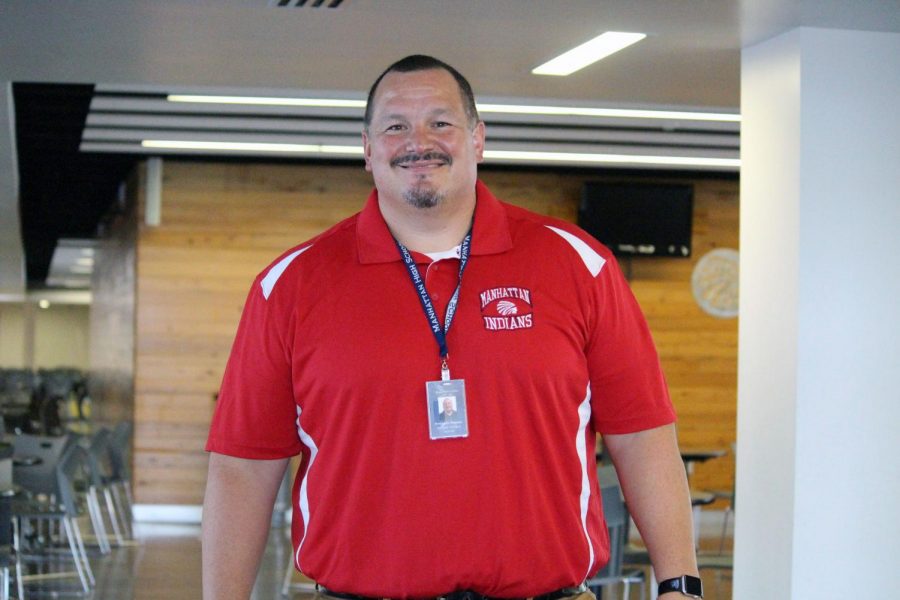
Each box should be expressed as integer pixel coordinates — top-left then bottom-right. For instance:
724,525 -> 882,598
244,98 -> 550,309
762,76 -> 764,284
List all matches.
532,31 -> 647,76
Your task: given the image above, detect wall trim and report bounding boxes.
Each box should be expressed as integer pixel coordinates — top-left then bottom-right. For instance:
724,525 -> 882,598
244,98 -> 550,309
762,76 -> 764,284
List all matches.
133,503 -> 202,524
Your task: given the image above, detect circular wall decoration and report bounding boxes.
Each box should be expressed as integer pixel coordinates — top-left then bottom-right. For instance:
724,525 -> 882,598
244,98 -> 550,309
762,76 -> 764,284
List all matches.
691,248 -> 739,318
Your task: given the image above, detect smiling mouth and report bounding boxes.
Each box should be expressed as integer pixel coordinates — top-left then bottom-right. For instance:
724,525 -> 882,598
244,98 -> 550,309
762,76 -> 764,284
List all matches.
390,151 -> 452,169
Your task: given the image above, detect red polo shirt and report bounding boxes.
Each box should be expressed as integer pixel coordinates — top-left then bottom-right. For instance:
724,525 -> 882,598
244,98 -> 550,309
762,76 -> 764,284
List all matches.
207,181 -> 675,597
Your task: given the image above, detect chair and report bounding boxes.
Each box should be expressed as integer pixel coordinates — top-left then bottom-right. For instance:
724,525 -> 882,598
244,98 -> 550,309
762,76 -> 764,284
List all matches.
106,422 -> 134,540
703,442 -> 736,555
0,370 -> 36,404
11,434 -> 71,499
12,434 -> 95,594
85,429 -> 126,548
586,465 -> 645,600
0,370 -> 36,435
0,480 -> 23,600
53,444 -> 97,589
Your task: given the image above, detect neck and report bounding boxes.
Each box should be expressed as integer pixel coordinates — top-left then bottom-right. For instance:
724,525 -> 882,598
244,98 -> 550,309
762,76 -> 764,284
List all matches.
380,194 -> 475,253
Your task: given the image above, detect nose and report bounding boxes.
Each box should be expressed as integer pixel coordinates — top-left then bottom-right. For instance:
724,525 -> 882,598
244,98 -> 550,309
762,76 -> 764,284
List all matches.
405,125 -> 435,153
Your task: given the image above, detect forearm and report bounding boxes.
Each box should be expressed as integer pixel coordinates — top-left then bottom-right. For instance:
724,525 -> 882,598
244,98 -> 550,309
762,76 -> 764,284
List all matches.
202,453 -> 289,600
603,424 -> 698,585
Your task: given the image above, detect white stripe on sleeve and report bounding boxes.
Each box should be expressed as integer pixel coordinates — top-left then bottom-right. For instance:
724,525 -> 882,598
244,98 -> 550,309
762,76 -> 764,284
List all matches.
545,226 -> 606,277
260,245 -> 313,299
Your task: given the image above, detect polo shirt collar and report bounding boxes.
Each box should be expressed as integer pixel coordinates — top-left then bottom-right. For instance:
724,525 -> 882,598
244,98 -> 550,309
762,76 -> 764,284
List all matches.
357,180 -> 513,264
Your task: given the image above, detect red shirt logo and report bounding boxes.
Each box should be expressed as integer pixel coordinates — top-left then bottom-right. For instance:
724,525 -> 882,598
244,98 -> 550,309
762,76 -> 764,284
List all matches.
479,286 -> 534,331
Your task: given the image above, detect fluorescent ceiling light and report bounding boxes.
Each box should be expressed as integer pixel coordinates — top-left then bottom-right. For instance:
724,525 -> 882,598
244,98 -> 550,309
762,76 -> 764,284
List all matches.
483,149 -> 740,169
476,103 -> 740,123
142,140 -> 735,169
167,92 -> 738,123
532,32 -> 646,76
142,140 -> 364,155
168,95 -> 366,108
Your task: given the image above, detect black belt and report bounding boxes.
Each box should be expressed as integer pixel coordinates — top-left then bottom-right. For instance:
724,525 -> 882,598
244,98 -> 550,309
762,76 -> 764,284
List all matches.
319,583 -> 588,600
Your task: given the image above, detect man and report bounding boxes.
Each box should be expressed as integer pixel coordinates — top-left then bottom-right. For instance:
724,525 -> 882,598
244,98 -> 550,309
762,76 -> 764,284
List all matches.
203,55 -> 701,600
439,396 -> 459,422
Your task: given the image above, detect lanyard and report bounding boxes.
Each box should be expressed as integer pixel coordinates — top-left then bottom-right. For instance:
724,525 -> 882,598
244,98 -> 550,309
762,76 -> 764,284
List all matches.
395,231 -> 472,380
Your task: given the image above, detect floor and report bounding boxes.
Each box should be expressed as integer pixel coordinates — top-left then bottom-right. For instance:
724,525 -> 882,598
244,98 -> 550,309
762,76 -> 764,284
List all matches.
17,522 -> 733,600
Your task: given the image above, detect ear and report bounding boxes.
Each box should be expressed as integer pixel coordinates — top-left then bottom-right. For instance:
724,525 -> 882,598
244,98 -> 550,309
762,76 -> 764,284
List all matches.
362,130 -> 373,172
472,121 -> 486,163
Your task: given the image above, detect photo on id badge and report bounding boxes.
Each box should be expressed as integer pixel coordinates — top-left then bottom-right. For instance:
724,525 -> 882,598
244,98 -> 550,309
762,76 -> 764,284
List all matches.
427,379 -> 469,440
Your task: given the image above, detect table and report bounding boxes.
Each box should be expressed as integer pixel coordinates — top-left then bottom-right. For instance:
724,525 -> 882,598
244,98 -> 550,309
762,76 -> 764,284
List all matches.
680,448 -> 728,480
595,447 -> 727,478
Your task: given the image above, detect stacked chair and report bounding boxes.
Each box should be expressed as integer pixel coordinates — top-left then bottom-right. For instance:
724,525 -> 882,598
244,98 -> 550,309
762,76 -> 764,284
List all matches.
11,433 -> 94,595
86,428 -> 133,547
0,441 -> 18,600
0,369 -> 136,597
0,368 -> 92,437
0,370 -> 37,436
586,465 -> 646,600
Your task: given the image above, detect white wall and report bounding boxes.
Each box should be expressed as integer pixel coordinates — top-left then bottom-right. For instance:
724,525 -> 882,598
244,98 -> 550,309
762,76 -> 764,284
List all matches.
738,27 -> 900,599
0,302 -> 90,369
735,29 -> 801,596
0,303 -> 26,366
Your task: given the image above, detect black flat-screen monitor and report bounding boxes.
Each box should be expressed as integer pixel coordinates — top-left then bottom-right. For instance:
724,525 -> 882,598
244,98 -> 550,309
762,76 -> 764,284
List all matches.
578,182 -> 694,258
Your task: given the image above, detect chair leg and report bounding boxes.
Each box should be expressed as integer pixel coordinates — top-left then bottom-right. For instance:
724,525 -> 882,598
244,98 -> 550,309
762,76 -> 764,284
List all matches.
66,517 -> 95,589
111,483 -> 134,540
61,518 -> 91,593
718,507 -> 732,554
87,487 -> 111,554
12,519 -> 24,600
281,554 -> 294,597
102,487 -> 125,546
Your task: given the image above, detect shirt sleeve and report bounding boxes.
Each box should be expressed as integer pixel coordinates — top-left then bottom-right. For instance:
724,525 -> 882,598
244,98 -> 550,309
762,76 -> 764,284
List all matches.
206,273 -> 304,459
586,253 -> 676,434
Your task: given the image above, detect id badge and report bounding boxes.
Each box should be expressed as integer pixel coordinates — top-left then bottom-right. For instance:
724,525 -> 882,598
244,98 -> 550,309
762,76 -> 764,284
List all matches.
426,378 -> 469,440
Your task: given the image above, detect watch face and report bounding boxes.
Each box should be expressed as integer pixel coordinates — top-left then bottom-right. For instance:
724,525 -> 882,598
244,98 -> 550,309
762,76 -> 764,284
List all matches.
683,575 -> 703,596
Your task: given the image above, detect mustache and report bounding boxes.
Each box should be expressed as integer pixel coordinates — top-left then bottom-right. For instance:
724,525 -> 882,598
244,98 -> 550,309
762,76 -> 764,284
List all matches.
390,151 -> 452,168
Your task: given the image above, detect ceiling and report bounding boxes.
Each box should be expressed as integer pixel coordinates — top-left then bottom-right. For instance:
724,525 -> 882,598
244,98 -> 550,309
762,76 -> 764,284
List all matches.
2,0 -> 899,295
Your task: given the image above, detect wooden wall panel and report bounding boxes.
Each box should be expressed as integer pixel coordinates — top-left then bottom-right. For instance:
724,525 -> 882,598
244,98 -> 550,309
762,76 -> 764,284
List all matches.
134,161 -> 738,505
480,173 -> 739,501
134,162 -> 373,504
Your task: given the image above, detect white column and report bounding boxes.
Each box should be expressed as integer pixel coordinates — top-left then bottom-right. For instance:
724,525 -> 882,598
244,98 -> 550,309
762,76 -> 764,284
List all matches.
737,27 -> 900,599
144,157 -> 163,226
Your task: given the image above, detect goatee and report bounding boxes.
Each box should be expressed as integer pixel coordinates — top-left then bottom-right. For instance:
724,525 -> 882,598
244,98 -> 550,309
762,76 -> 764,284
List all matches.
391,151 -> 452,208
404,186 -> 445,209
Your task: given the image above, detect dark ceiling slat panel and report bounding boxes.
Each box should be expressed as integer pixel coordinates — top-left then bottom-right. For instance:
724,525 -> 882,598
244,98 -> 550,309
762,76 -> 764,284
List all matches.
14,82 -> 139,284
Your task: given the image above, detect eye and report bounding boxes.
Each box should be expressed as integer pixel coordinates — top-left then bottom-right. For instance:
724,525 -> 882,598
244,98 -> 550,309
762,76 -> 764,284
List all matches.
385,123 -> 406,132
433,121 -> 451,128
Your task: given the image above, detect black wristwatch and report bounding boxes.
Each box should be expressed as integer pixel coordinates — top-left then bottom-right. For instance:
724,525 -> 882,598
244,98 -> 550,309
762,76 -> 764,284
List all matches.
657,575 -> 703,598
